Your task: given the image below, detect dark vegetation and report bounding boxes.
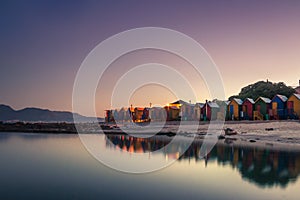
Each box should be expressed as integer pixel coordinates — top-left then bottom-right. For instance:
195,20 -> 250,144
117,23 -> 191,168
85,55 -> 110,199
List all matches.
229,80 -> 295,100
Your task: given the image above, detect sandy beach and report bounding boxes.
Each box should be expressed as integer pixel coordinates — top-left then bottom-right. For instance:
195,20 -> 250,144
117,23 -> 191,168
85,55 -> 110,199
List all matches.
1,120 -> 300,150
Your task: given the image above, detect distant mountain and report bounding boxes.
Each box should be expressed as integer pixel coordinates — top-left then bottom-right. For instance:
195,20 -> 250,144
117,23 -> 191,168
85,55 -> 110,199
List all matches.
0,104 -> 103,122
229,81 -> 295,101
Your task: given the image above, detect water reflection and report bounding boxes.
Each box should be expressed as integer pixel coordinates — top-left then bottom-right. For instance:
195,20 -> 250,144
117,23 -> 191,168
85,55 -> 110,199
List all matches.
106,134 -> 300,188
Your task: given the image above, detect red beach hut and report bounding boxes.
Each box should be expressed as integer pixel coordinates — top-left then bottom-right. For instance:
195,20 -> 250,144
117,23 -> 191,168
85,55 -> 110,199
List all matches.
242,98 -> 255,120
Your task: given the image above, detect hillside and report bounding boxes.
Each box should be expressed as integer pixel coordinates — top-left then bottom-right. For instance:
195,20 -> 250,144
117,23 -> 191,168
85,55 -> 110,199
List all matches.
229,81 -> 295,100
0,104 -> 102,122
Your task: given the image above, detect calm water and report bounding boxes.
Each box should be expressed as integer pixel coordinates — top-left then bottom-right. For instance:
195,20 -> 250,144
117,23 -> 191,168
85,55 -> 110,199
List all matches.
0,132 -> 299,200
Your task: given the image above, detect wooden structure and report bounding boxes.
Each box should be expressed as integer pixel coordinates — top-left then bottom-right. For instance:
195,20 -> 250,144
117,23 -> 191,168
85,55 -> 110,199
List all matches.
201,101 -> 219,121
164,104 -> 180,121
193,103 -> 204,121
105,110 -> 115,123
228,98 -> 243,120
242,98 -> 255,120
287,93 -> 300,119
254,97 -> 271,120
214,100 -> 230,120
149,107 -> 166,121
271,94 -> 288,120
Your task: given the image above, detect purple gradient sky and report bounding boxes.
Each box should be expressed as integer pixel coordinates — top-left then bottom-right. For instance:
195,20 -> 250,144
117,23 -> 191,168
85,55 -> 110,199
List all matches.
1,0 -> 300,116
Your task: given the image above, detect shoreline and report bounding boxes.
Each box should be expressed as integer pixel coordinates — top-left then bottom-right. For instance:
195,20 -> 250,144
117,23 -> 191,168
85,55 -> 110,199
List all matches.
1,121 -> 300,150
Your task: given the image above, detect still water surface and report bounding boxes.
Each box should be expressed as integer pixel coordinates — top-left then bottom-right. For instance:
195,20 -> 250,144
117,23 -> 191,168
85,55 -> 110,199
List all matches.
0,133 -> 299,200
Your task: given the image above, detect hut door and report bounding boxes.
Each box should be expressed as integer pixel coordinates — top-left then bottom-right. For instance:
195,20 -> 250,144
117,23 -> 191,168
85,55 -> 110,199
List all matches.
287,101 -> 293,114
272,102 -> 277,116
230,105 -> 234,115
257,105 -> 261,113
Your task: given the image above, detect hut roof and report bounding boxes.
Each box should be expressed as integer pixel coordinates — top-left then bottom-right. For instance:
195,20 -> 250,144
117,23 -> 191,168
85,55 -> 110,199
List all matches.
224,100 -> 231,105
207,102 -> 219,108
233,98 -> 243,105
274,94 -> 288,102
171,100 -> 189,105
195,103 -> 205,108
256,97 -> 271,104
244,98 -> 255,104
293,93 -> 300,100
169,106 -> 180,110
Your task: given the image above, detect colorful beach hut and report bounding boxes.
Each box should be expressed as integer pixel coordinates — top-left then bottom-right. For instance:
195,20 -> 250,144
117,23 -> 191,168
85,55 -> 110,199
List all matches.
164,105 -> 180,121
214,100 -> 230,120
287,93 -> 300,119
193,103 -> 204,121
242,98 -> 255,120
165,100 -> 190,121
271,94 -> 288,120
201,101 -> 219,121
150,107 -> 166,121
228,98 -> 243,120
181,102 -> 195,121
254,97 -> 271,120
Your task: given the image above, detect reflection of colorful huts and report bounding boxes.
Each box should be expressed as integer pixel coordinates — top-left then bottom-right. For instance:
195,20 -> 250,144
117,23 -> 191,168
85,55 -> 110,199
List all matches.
242,98 -> 255,120
194,103 -> 204,121
287,93 -> 300,119
201,101 -> 220,120
254,97 -> 271,120
270,94 -> 288,120
228,98 -> 243,120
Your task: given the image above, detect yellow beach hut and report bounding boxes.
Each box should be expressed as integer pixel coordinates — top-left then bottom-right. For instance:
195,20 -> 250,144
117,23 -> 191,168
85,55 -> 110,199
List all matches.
287,93 -> 300,119
228,98 -> 243,120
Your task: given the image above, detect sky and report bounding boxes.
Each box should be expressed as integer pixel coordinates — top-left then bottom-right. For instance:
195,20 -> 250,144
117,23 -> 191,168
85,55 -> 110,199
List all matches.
1,0 -> 300,117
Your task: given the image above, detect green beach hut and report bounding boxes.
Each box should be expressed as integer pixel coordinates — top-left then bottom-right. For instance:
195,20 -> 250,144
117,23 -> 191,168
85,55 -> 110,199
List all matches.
254,97 -> 271,120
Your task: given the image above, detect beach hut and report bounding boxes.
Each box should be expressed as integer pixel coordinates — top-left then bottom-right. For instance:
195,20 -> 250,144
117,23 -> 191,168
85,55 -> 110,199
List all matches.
133,107 -> 145,122
254,97 -> 271,120
201,101 -> 219,121
164,105 -> 180,121
181,102 -> 195,121
166,100 -> 196,121
287,93 -> 300,119
242,98 -> 255,120
228,98 -> 243,120
193,103 -> 204,121
105,110 -> 115,123
214,100 -> 230,120
150,107 -> 166,121
271,94 -> 288,120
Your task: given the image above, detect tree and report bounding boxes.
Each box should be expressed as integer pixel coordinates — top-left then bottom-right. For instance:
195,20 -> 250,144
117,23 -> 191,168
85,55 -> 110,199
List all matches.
229,80 -> 295,101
